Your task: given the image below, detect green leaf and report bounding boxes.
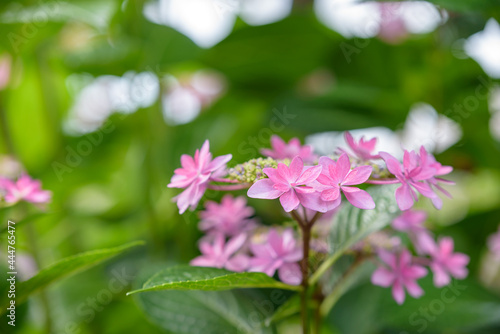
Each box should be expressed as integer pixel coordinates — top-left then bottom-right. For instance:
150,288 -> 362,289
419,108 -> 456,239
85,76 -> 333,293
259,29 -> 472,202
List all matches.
127,265 -> 300,295
310,185 -> 399,284
0,241 -> 144,313
265,294 -> 301,326
135,288 -> 276,334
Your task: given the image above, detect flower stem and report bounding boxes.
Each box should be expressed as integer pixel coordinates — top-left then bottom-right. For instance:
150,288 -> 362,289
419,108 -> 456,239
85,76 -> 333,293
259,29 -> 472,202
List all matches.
207,183 -> 251,191
365,179 -> 400,185
300,221 -> 311,334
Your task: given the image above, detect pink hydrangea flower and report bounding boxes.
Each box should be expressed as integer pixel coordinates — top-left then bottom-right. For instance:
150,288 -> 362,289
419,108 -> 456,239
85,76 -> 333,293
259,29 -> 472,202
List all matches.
488,226 -> 500,257
392,210 -> 435,255
380,149 -> 439,211
168,140 -> 232,214
343,131 -> 381,161
371,249 -> 428,304
248,228 -> 302,285
199,195 -> 256,236
429,237 -> 469,287
315,153 -> 375,210
247,156 -> 323,212
261,135 -> 317,163
0,173 -> 51,204
419,147 -> 454,209
190,233 -> 250,272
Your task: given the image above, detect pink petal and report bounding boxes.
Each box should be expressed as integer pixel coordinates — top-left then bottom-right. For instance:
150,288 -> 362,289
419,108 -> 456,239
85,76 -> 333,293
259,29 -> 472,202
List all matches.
279,189 -> 300,212
344,131 -> 357,152
270,135 -> 287,152
410,181 -> 435,199
371,267 -> 394,287
392,280 -> 406,304
288,156 -> 304,181
333,153 -> 351,182
404,280 -> 424,298
180,154 -> 195,170
380,152 -> 403,178
342,165 -> 372,186
342,187 -> 375,210
321,187 -> 340,202
395,184 -> 415,211
224,234 -> 247,256
206,154 -> 232,172
431,263 -> 450,287
247,179 -> 283,199
264,167 -> 287,184
296,191 -> 333,213
378,249 -> 397,268
278,263 -> 302,285
296,165 -> 322,185
226,254 -> 250,272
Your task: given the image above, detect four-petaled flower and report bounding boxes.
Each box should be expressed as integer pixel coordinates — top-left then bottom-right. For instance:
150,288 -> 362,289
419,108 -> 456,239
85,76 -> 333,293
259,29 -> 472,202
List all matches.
168,140 -> 232,214
429,237 -> 469,287
199,194 -> 256,236
247,156 -> 323,212
0,173 -> 51,204
371,249 -> 428,304
315,153 -> 375,210
248,228 -> 302,285
380,149 -> 438,211
261,135 -> 317,163
344,131 -> 381,161
190,233 -> 249,272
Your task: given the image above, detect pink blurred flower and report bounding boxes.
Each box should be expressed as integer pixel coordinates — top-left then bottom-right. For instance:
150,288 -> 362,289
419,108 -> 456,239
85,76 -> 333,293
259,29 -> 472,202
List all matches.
199,195 -> 256,236
429,237 -> 469,287
190,233 -> 250,272
377,2 -> 408,44
249,228 -> 302,285
261,135 -> 317,163
392,210 -> 435,255
371,249 -> 428,304
0,54 -> 11,91
488,226 -> 500,257
0,173 -> 51,204
380,149 -> 439,211
247,156 -> 323,212
315,153 -> 375,210
168,140 -> 232,214
343,131 -> 381,161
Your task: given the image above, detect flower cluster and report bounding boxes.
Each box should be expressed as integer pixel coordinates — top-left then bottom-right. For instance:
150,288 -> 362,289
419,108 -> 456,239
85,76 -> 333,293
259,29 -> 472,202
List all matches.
168,132 -> 468,304
190,194 -> 303,285
371,210 -> 469,304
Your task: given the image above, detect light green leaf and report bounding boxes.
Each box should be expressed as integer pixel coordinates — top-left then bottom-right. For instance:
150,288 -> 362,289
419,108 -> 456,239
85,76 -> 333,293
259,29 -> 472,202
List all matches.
127,265 -> 300,295
311,185 -> 398,284
0,241 -> 144,312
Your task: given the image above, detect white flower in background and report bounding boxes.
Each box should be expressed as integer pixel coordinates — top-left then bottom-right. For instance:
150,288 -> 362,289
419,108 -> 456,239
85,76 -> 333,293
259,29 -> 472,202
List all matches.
162,70 -> 226,125
464,19 -> 500,79
400,103 -> 462,154
65,72 -> 159,134
143,0 -> 293,48
144,0 -> 237,48
314,0 -> 445,40
239,0 -> 292,26
306,103 -> 461,158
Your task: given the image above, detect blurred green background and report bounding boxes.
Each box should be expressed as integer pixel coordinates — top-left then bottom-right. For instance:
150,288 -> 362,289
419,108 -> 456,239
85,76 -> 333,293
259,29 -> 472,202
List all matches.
1,0 -> 500,333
